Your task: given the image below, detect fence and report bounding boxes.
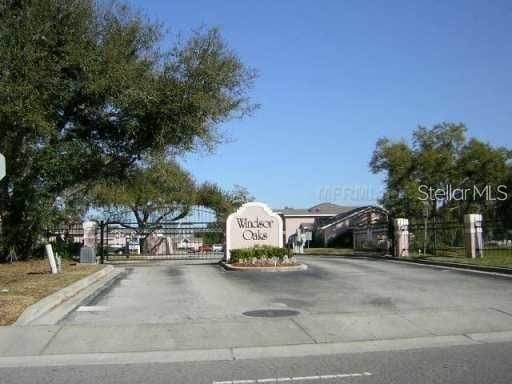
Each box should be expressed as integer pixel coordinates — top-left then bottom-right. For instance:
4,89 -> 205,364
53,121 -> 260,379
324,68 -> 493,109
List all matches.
353,224 -> 392,254
353,217 -> 512,260
45,223 -> 88,260
44,206 -> 226,263
101,220 -> 224,262
478,220 -> 512,257
407,221 -> 465,258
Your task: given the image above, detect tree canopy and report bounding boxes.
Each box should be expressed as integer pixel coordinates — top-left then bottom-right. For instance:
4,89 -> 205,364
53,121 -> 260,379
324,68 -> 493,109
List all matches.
90,158 -> 253,239
370,123 -> 511,223
0,0 -> 257,259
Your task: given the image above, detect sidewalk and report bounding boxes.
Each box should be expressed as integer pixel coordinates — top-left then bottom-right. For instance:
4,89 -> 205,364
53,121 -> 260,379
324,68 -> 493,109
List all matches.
2,306 -> 512,357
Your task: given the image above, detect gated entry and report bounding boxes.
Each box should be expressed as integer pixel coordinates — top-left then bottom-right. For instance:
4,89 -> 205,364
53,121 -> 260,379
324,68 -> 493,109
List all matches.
99,207 -> 225,262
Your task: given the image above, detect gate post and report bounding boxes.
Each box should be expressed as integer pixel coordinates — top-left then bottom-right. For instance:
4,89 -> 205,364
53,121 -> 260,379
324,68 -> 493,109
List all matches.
81,221 -> 98,263
393,218 -> 409,258
464,214 -> 484,259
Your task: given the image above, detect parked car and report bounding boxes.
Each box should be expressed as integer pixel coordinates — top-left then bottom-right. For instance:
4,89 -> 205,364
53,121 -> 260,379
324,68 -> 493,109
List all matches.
199,245 -> 213,253
212,244 -> 224,252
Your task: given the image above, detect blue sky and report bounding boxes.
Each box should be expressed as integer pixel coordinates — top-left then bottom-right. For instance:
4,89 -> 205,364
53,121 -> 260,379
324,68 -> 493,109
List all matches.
131,0 -> 512,209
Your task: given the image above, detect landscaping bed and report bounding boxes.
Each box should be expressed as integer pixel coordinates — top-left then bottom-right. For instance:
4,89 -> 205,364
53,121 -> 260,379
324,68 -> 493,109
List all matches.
303,247 -> 355,255
231,261 -> 302,268
0,259 -> 102,326
227,245 -> 307,271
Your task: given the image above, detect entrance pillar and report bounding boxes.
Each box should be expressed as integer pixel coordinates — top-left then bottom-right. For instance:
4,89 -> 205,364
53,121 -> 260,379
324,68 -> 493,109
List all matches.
464,214 -> 484,259
393,218 -> 409,258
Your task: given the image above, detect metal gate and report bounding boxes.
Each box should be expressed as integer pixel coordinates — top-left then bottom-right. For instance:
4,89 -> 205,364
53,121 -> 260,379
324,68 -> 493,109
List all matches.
407,220 -> 465,258
99,207 -> 225,262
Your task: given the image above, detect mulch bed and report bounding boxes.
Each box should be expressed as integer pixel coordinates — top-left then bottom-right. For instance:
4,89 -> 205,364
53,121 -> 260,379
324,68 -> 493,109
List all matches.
231,262 -> 301,268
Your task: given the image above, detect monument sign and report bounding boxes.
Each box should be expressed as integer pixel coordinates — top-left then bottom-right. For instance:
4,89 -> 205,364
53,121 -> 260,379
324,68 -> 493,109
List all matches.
225,202 -> 283,261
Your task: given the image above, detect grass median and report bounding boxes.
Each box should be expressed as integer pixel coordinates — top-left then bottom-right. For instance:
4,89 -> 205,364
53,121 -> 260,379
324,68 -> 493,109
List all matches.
419,255 -> 512,269
303,247 -> 512,269
0,259 -> 102,326
303,248 -> 355,255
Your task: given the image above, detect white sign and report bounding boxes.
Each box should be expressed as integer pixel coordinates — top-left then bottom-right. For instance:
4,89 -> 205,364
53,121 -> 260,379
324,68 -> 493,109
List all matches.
225,202 -> 283,261
0,153 -> 5,181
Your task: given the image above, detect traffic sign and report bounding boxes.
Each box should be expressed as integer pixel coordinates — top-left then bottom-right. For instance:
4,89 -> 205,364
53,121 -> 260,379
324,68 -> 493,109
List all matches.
0,153 -> 5,181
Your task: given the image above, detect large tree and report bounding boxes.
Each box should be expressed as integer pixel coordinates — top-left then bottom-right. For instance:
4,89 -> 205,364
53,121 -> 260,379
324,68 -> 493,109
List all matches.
370,123 -> 511,223
91,160 -> 253,248
0,0 -> 256,259
91,158 -> 196,236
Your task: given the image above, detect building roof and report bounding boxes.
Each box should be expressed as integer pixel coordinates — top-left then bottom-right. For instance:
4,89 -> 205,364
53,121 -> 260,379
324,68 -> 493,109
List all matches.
275,202 -> 360,217
320,205 -> 388,230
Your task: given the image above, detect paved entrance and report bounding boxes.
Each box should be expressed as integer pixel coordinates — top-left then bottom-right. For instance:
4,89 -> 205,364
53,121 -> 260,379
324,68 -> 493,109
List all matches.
2,256 -> 512,357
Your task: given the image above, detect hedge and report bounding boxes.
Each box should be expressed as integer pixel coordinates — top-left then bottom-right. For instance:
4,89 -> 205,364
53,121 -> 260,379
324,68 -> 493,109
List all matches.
230,245 -> 288,263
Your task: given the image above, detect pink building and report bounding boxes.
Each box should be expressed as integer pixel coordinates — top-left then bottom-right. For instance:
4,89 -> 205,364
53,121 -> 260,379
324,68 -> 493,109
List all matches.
275,203 -> 360,245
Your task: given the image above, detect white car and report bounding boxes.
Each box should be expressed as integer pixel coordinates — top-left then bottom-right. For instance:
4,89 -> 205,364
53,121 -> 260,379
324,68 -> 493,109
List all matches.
212,244 -> 224,252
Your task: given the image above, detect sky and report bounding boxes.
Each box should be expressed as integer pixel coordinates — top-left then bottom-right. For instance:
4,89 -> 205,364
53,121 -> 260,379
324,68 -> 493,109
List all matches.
130,0 -> 512,209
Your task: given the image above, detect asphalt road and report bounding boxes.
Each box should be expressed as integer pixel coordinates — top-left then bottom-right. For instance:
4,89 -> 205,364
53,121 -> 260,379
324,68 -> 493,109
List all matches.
1,341 -> 511,384
2,256 -> 512,383
63,256 -> 512,325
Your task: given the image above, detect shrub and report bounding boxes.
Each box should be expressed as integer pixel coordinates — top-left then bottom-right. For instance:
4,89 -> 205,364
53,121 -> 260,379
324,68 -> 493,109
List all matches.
327,231 -> 353,248
230,245 -> 287,263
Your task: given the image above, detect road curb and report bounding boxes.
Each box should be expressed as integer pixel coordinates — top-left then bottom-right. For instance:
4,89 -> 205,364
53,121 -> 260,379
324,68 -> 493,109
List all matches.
1,330 -> 511,367
14,265 -> 115,326
385,256 -> 512,276
221,261 -> 308,272
300,253 -> 512,277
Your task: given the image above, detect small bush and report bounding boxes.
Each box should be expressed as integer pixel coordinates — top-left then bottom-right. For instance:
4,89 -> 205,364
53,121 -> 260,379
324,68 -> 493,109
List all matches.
327,231 -> 353,248
230,245 -> 287,263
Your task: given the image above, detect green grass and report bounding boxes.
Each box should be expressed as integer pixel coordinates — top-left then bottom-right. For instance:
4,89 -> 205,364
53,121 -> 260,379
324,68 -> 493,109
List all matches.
0,260 -> 102,325
422,255 -> 512,269
303,247 -> 512,269
303,248 -> 355,255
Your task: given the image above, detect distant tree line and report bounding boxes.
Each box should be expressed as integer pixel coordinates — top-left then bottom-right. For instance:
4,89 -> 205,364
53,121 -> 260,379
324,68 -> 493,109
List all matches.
370,123 -> 512,225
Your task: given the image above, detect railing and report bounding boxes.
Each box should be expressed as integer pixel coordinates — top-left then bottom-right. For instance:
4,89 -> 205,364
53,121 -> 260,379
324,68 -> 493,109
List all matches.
478,220 -> 512,258
408,221 -> 465,258
102,220 -> 225,262
353,224 -> 392,254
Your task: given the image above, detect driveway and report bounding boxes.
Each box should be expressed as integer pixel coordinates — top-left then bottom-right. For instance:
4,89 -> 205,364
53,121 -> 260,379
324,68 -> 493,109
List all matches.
2,256 -> 512,357
63,256 -> 512,324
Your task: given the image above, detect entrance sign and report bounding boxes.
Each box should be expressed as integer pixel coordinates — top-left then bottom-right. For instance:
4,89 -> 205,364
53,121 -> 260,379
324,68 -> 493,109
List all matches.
225,202 -> 283,261
0,153 -> 5,181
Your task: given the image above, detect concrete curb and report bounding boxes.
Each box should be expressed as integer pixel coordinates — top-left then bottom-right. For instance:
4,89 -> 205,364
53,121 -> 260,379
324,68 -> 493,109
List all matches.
15,265 -> 115,326
300,253 -> 512,277
1,330 -> 512,367
221,261 -> 308,272
387,256 -> 512,276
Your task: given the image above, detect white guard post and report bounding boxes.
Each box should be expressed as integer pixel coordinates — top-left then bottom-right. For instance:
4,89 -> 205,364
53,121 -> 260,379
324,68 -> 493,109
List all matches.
45,244 -> 58,274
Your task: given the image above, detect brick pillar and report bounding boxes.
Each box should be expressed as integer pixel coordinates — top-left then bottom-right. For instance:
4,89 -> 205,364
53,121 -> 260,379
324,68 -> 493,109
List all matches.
393,218 -> 409,258
464,214 -> 484,259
